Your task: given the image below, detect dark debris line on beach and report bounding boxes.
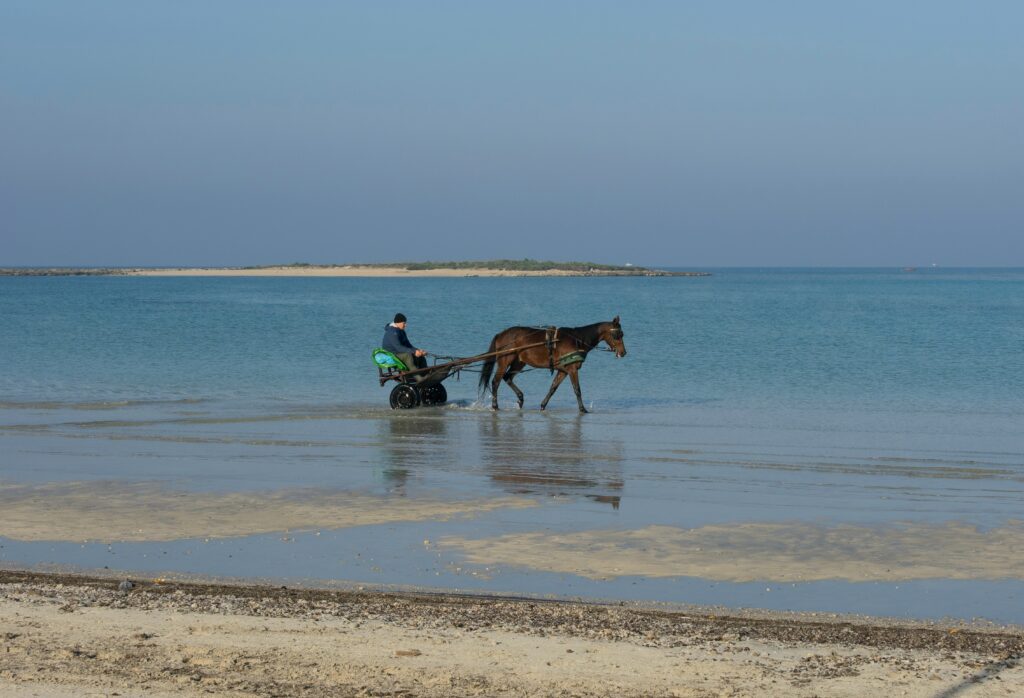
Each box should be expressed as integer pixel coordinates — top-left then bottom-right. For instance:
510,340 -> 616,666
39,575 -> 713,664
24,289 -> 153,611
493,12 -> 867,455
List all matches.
1,570 -> 1020,657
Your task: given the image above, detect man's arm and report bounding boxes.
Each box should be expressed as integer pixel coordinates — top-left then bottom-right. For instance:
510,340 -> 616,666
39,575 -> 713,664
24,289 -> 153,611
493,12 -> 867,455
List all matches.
395,328 -> 416,352
397,328 -> 426,357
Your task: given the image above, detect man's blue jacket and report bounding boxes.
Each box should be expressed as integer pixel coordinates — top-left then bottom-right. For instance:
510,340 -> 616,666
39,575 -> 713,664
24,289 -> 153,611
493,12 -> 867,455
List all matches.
382,324 -> 417,355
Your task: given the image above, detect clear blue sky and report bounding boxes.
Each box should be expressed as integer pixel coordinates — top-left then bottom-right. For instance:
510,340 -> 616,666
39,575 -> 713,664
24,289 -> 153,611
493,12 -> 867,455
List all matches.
2,2 -> 1021,266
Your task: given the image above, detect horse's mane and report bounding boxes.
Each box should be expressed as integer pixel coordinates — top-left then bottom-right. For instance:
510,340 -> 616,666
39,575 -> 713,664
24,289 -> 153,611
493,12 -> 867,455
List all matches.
563,321 -> 606,341
552,322 -> 608,353
566,321 -> 606,332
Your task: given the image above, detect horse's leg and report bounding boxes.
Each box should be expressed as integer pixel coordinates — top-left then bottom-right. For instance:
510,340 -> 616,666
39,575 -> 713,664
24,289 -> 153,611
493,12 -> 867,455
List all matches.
539,370 -> 568,411
490,355 -> 511,410
503,359 -> 526,409
567,364 -> 588,414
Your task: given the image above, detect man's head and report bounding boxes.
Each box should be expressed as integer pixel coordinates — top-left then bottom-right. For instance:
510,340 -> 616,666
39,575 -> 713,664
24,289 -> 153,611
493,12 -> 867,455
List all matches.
393,312 -> 407,329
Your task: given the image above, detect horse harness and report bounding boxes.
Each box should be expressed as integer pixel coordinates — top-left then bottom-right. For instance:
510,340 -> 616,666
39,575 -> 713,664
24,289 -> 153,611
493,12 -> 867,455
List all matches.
543,326 -> 589,370
544,326 -> 559,371
519,323 -> 618,372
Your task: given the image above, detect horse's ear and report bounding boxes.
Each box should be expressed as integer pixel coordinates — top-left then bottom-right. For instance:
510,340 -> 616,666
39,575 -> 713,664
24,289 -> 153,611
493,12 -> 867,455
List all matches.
612,315 -> 620,325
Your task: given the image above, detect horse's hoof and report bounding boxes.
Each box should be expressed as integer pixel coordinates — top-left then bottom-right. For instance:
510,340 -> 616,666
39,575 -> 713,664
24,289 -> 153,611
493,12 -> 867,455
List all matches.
579,408 -> 589,414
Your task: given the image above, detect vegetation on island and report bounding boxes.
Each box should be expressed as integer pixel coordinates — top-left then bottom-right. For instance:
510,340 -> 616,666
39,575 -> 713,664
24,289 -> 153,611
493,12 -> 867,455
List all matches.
362,259 -> 650,272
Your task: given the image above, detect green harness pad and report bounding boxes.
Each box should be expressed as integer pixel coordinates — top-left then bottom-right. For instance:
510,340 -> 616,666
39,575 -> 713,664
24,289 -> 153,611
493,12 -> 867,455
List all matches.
556,351 -> 586,367
372,348 -> 408,371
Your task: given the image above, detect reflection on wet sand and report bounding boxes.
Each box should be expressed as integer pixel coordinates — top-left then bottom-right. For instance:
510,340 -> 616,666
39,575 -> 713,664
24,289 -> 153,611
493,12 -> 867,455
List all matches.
378,413 -> 451,491
479,414 -> 624,508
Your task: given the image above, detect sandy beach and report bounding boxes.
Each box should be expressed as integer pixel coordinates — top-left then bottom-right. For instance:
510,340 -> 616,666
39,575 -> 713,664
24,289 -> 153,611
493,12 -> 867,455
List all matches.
1,571 -> 1021,697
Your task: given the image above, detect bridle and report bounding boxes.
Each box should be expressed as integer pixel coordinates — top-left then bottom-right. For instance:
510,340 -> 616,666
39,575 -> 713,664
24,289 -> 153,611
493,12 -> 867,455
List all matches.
569,324 -> 623,353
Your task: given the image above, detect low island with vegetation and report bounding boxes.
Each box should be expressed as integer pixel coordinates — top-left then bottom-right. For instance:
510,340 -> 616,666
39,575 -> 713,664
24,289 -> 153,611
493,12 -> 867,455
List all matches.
1,260 -> 710,277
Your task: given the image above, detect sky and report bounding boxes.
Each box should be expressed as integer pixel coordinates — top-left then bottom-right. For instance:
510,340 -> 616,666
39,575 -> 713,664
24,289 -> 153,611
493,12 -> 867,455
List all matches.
2,2 -> 1022,267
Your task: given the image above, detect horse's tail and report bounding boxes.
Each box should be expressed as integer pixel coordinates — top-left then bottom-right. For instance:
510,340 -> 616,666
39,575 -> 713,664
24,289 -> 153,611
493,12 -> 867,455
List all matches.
478,335 -> 499,395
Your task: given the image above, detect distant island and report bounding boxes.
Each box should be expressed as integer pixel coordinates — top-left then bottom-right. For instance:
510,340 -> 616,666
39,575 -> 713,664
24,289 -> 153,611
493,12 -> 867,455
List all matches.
1,260 -> 711,278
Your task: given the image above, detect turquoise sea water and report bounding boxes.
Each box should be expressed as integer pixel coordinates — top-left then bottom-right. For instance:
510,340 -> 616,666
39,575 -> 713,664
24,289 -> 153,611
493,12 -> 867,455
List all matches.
3,268 -> 1023,412
2,269 -> 1023,622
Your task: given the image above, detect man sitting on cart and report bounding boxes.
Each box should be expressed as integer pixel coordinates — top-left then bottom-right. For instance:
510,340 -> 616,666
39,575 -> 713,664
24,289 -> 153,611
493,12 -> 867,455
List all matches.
382,313 -> 428,374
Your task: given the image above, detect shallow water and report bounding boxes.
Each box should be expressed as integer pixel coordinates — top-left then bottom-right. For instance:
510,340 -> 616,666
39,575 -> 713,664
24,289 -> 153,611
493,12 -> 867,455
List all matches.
1,270 -> 1023,622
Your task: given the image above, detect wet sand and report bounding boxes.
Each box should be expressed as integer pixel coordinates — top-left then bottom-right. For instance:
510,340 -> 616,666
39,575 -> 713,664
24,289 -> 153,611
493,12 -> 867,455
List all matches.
4,401 -> 1024,623
0,481 -> 536,543
1,570 -> 1021,697
9,479 -> 1017,583
443,521 -> 1024,583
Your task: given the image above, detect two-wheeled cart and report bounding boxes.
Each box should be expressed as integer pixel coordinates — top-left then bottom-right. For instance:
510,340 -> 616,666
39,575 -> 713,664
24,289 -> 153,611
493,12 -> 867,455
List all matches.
372,339 -> 551,409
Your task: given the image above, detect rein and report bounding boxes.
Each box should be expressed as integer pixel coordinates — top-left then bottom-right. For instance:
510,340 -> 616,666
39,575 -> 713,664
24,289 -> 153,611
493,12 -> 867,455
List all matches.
573,338 -> 617,353
562,326 -> 619,354
431,323 -> 618,369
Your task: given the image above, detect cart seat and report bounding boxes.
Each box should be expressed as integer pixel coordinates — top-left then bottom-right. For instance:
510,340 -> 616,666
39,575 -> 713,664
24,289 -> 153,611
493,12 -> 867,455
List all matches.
372,348 -> 408,371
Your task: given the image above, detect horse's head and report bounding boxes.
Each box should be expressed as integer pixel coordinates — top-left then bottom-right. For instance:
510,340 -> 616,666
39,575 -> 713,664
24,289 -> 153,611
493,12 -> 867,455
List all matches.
601,316 -> 627,358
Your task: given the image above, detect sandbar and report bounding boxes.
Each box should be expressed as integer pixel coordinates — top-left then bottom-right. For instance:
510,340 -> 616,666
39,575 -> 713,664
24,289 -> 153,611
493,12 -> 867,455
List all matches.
0,481 -> 536,543
442,521 -> 1024,583
2,264 -> 708,277
120,266 -> 675,277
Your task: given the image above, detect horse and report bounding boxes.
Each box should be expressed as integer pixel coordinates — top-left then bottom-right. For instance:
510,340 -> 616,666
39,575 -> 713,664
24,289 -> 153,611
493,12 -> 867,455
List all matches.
477,317 -> 627,413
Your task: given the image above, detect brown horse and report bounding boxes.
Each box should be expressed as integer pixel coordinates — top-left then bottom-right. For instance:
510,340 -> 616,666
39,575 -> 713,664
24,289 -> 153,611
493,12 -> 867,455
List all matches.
478,317 -> 627,413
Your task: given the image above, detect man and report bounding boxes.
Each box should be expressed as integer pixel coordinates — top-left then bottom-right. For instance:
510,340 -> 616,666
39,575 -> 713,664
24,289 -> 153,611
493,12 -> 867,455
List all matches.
382,313 -> 428,373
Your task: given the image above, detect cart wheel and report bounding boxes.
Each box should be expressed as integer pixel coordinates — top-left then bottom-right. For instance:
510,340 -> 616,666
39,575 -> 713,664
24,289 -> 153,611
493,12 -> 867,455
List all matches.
421,384 -> 448,406
389,384 -> 420,409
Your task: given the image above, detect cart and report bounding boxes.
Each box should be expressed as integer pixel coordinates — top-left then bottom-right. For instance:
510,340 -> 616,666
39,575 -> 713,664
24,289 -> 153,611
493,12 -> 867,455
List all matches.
372,339 -> 551,409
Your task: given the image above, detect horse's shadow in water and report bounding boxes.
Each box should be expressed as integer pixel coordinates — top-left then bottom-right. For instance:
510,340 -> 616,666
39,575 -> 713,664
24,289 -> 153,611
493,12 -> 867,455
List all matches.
479,413 -> 624,509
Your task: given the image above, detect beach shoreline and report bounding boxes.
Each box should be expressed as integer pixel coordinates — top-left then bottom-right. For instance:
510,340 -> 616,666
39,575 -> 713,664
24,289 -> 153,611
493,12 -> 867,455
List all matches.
1,569 -> 1021,697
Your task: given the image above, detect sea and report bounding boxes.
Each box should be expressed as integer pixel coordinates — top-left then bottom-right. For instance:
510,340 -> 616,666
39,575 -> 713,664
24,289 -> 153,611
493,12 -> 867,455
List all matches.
1,268 -> 1023,623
